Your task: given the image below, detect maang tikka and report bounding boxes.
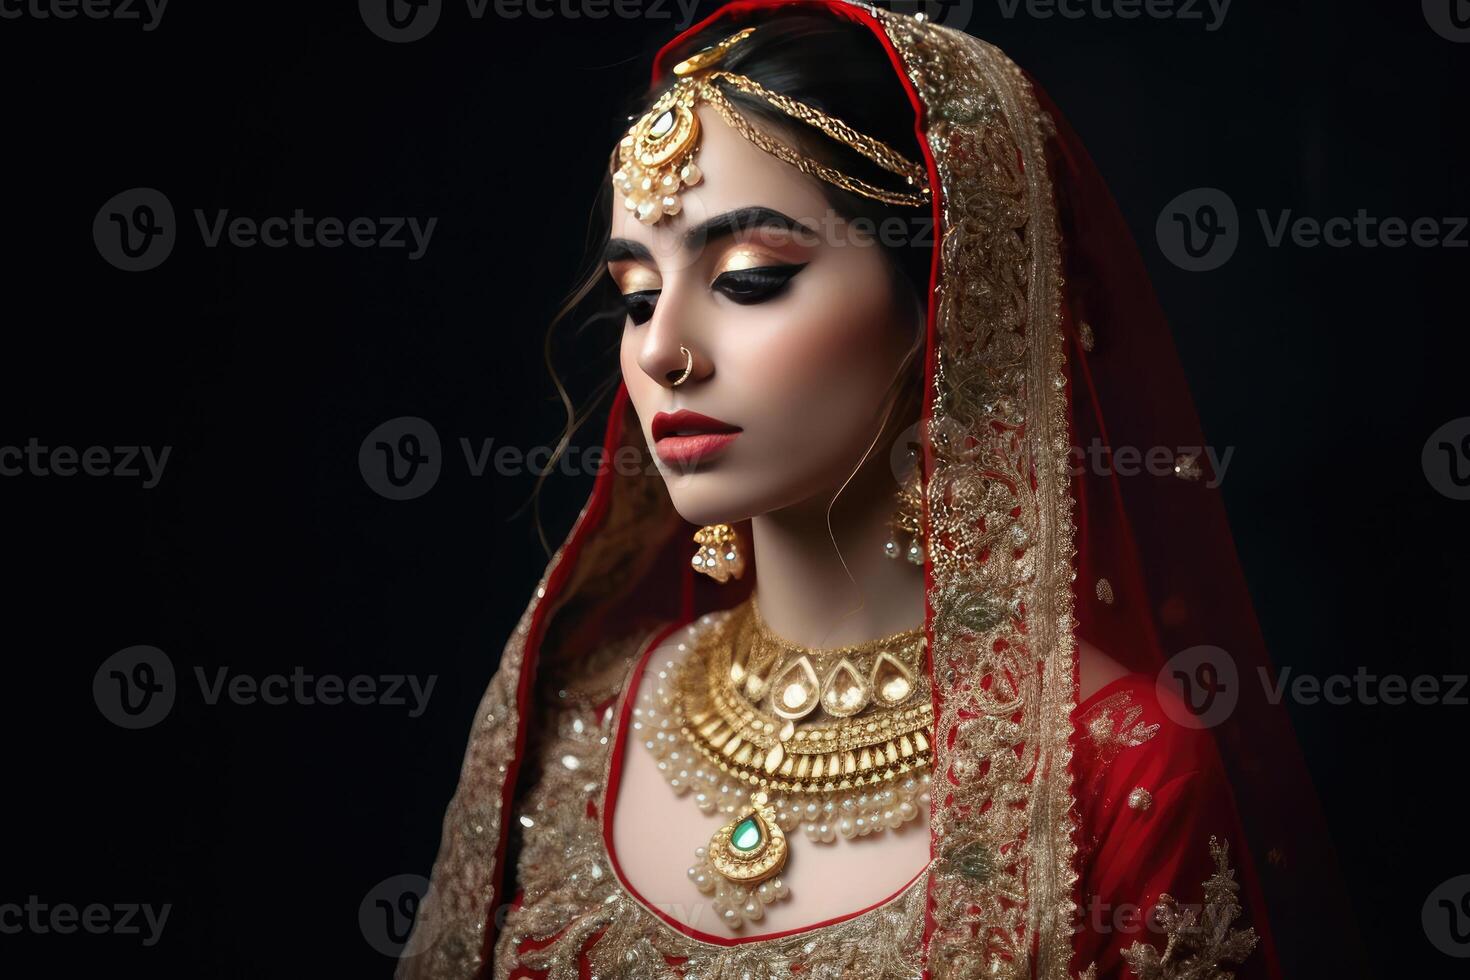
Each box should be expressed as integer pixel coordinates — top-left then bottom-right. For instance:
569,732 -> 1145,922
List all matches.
612,25 -> 931,226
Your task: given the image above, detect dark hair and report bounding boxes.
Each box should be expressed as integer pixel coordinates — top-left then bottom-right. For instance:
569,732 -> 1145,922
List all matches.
532,11 -> 932,549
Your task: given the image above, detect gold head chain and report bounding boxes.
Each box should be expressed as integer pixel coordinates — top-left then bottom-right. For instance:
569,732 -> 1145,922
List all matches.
612,26 -> 932,225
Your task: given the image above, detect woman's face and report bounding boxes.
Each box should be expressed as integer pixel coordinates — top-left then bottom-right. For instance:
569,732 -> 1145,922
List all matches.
609,105 -> 920,527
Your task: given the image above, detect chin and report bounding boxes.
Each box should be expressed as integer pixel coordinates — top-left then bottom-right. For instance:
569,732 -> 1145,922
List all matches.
662,483 -> 758,528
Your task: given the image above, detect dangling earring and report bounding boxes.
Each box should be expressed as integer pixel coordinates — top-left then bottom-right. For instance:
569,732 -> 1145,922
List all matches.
883,454 -> 925,565
692,523 -> 746,583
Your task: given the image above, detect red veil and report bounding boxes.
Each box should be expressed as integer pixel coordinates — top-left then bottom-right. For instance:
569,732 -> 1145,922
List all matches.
401,2 -> 1362,977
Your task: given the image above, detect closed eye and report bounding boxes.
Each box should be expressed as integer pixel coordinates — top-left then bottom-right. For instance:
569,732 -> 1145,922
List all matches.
621,289 -> 660,325
711,263 -> 807,305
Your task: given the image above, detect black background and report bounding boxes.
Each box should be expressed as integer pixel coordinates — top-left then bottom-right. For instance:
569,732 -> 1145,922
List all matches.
2,0 -> 1467,976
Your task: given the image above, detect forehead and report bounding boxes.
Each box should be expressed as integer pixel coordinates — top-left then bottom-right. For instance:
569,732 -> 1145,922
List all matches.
609,104 -> 833,258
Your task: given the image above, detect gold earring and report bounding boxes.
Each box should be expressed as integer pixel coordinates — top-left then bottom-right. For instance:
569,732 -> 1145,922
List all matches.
691,523 -> 745,583
883,455 -> 925,565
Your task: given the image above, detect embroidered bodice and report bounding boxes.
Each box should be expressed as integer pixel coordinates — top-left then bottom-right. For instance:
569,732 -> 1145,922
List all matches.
491,620 -> 1268,980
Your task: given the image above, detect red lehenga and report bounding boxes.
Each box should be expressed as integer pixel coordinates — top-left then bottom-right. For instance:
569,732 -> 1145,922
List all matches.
398,2 -> 1360,978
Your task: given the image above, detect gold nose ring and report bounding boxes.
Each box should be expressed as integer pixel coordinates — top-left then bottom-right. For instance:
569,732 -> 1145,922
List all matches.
672,346 -> 694,387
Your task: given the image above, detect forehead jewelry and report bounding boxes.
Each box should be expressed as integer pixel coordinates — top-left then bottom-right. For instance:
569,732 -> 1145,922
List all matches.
612,25 -> 932,226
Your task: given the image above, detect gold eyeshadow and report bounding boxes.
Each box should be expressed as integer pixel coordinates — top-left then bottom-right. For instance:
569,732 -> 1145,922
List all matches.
609,264 -> 662,295
712,247 -> 785,276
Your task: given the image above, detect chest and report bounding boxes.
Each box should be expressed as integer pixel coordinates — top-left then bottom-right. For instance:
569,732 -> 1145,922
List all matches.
609,639 -> 933,937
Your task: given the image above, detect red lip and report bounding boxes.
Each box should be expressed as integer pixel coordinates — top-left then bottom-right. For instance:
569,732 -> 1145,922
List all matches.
652,410 -> 741,466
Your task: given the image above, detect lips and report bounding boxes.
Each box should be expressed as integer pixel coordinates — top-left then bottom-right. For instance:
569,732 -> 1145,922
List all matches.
651,410 -> 742,467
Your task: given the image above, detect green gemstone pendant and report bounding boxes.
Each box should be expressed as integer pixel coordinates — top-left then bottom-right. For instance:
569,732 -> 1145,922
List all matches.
708,797 -> 787,883
731,815 -> 763,852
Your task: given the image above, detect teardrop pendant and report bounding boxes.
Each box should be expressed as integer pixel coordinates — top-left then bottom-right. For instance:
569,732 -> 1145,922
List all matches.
708,795 -> 787,883
819,657 -> 870,717
870,651 -> 916,707
766,655 -> 820,720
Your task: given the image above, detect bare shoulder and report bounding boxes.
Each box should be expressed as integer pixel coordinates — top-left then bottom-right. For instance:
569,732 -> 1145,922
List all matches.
1077,636 -> 1132,701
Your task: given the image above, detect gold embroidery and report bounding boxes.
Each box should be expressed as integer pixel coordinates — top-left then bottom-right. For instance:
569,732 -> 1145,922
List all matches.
1095,578 -> 1116,605
1127,787 -> 1154,811
1119,836 -> 1260,980
861,3 -> 1079,978
1081,690 -> 1161,767
400,405 -> 676,980
493,636 -> 928,979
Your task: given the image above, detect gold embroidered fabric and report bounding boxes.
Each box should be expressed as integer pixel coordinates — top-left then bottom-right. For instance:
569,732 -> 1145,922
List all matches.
1079,690 -> 1162,772
491,630 -> 929,980
857,5 -> 1079,979
1118,837 -> 1260,980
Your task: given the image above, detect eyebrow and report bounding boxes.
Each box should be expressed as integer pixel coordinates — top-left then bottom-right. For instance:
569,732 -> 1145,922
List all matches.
604,206 -> 814,266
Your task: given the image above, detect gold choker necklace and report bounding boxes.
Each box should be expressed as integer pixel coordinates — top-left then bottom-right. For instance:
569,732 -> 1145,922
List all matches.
635,602 -> 933,930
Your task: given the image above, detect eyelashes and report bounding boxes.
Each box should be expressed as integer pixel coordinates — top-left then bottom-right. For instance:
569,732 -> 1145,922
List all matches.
618,263 -> 808,325
710,262 -> 807,305
622,290 -> 659,326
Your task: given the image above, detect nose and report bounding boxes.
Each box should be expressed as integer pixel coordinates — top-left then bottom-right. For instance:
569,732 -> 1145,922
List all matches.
636,294 -> 713,389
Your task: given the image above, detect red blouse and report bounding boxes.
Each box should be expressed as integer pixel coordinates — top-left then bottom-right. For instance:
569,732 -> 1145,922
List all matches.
498,667 -> 1281,979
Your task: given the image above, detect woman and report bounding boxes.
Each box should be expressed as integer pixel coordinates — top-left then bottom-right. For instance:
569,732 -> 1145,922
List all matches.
399,2 -> 1357,977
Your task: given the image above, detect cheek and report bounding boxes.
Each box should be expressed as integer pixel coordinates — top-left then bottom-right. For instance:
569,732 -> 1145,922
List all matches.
724,258 -> 908,460
619,327 -> 655,423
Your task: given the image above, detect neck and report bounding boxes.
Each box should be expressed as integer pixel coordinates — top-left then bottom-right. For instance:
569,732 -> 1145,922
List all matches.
748,461 -> 924,649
